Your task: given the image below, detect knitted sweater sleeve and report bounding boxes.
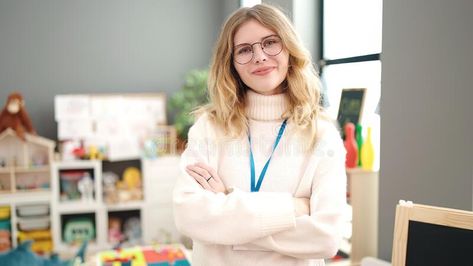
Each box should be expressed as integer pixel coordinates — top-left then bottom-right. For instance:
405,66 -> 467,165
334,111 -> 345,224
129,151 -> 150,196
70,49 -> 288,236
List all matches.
173,115 -> 296,245
232,123 -> 347,259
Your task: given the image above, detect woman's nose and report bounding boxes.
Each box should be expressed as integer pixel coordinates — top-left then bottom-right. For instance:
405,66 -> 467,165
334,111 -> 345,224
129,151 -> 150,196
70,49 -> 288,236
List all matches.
252,44 -> 268,63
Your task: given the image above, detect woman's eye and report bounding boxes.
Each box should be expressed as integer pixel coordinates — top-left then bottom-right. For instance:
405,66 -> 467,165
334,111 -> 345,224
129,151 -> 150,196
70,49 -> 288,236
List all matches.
263,38 -> 280,47
237,46 -> 252,55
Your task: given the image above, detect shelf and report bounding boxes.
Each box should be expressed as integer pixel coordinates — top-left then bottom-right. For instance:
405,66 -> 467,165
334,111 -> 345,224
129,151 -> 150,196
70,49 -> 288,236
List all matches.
56,202 -> 101,214
0,168 -> 11,174
105,201 -> 145,211
0,191 -> 51,205
15,166 -> 50,173
346,167 -> 378,174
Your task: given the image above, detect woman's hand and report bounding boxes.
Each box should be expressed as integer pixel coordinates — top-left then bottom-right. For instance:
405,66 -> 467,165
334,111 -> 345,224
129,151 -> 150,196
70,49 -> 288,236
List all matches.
293,197 -> 310,216
186,162 -> 227,194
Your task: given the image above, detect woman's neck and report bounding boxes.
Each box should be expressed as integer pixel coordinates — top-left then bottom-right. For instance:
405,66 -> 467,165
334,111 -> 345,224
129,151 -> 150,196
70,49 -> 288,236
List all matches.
245,89 -> 289,121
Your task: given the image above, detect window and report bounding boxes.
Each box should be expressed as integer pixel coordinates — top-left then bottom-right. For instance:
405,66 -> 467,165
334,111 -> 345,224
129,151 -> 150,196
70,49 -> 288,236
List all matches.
240,0 -> 261,8
320,0 -> 382,170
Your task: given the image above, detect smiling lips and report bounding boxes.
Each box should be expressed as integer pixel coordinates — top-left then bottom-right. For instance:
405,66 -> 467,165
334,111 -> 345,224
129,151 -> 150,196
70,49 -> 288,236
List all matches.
252,66 -> 275,76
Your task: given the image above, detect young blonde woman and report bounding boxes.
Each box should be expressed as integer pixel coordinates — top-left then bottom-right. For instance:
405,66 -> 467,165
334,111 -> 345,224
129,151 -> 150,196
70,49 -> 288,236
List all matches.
173,4 -> 347,266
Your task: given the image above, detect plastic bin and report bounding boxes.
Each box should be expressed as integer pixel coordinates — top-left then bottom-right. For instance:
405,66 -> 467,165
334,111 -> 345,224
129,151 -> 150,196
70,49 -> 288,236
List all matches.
17,204 -> 49,217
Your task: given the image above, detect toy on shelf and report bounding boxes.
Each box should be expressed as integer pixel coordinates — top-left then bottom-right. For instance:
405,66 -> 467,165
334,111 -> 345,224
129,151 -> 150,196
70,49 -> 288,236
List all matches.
60,140 -> 107,161
108,217 -> 124,245
63,217 -> 95,244
60,170 -> 94,201
0,92 -> 36,141
123,217 -> 142,245
355,123 -> 363,166
103,172 -> 119,204
360,126 -> 375,170
115,167 -> 143,203
344,122 -> 358,168
78,173 -> 94,202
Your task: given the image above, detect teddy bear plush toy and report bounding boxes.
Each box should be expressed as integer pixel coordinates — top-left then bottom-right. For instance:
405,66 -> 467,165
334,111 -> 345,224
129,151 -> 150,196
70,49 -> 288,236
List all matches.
0,92 -> 36,140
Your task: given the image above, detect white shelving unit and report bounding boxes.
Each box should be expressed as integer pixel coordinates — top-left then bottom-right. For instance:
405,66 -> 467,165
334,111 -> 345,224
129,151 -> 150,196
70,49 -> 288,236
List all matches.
0,129 -> 55,254
51,160 -> 104,252
51,160 -> 147,253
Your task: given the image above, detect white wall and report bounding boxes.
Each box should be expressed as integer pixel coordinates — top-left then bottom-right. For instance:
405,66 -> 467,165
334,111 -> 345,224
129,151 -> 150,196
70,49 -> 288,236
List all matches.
379,0 -> 473,260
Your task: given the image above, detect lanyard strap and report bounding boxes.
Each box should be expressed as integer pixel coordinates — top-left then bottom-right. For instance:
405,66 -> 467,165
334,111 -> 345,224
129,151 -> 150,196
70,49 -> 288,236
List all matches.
249,119 -> 288,192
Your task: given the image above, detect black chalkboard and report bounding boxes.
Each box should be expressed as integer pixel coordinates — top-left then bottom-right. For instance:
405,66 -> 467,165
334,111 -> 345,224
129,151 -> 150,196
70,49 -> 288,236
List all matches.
405,221 -> 473,266
336,88 -> 366,130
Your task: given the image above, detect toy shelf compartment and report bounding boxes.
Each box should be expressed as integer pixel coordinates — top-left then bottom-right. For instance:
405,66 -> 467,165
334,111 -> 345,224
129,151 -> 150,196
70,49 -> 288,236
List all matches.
52,160 -> 102,205
106,208 -> 142,246
60,212 -> 97,244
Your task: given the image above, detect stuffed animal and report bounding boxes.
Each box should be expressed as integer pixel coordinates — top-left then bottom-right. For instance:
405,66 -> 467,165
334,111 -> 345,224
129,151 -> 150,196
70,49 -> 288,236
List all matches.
0,240 -> 87,266
0,92 -> 36,140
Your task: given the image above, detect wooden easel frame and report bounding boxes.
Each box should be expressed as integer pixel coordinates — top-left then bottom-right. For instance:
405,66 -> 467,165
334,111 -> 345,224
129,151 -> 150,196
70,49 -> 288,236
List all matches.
392,201 -> 473,266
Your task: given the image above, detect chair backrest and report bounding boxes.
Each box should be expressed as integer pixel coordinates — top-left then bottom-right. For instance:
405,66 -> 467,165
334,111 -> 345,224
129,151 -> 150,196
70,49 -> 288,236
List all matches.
391,201 -> 473,266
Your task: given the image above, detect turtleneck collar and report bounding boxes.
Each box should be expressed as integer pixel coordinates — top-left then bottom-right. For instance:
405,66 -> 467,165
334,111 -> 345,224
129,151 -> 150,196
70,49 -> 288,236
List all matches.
245,89 -> 289,121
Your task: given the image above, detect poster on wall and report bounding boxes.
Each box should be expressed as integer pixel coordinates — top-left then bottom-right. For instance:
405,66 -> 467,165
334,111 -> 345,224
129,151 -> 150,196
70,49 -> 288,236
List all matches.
54,93 -> 166,161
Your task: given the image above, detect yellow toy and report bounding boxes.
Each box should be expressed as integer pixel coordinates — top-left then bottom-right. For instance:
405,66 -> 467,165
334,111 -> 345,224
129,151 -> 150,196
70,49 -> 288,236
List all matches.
123,167 -> 141,189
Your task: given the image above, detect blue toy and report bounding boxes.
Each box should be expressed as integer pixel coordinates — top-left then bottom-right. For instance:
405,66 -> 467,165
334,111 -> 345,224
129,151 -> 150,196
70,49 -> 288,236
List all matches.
0,240 -> 87,266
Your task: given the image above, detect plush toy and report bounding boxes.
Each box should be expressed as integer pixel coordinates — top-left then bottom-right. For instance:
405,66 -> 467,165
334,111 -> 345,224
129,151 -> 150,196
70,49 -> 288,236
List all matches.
0,92 -> 36,140
0,240 -> 87,266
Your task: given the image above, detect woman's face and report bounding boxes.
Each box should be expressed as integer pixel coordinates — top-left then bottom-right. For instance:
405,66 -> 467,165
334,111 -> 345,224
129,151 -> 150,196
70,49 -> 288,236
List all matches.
233,19 -> 289,95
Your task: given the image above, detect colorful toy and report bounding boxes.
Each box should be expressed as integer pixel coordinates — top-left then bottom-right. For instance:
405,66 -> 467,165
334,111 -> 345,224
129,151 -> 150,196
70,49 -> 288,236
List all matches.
360,126 -> 375,170
108,217 -> 124,245
0,240 -> 87,266
60,171 -> 85,201
98,245 -> 190,266
355,123 -> 363,166
63,217 -> 95,244
0,92 -> 36,141
344,122 -> 358,168
123,167 -> 141,189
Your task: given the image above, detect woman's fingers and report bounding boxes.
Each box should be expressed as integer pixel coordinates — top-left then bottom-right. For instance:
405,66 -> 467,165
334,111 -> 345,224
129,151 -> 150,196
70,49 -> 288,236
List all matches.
194,162 -> 221,182
187,163 -> 227,194
185,167 -> 212,191
187,164 -> 211,179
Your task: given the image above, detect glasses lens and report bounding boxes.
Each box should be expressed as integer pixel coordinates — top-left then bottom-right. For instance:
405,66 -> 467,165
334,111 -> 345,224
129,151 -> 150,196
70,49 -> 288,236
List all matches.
262,36 -> 283,56
234,45 -> 253,64
233,35 -> 283,64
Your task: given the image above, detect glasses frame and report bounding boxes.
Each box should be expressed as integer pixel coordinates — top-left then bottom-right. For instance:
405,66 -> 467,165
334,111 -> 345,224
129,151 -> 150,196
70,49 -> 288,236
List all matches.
233,35 -> 284,65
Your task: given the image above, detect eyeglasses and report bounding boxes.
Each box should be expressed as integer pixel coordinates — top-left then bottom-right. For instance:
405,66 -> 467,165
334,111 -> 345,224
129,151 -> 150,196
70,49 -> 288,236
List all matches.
233,35 -> 283,65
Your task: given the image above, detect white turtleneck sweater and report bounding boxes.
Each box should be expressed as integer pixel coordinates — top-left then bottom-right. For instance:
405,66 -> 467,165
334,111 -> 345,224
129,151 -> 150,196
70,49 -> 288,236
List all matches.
173,90 -> 347,266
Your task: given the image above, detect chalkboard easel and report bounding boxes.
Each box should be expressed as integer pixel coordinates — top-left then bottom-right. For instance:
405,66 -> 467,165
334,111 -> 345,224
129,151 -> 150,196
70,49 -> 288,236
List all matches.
392,202 -> 473,266
336,88 -> 366,137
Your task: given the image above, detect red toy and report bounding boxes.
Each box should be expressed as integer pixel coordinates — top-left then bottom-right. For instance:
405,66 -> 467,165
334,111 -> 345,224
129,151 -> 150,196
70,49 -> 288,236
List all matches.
344,122 -> 358,168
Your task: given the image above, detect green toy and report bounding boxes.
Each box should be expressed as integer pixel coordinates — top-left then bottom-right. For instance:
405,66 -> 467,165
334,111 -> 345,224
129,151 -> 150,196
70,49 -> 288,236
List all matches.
63,218 -> 95,244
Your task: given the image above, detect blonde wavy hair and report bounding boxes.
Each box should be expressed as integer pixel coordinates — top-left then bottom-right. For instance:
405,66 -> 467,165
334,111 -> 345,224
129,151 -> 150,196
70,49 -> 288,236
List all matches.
198,4 -> 324,148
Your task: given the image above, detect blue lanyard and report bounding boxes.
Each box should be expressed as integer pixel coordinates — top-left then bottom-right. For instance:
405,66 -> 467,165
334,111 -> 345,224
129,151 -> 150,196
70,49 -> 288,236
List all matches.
248,119 -> 288,192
